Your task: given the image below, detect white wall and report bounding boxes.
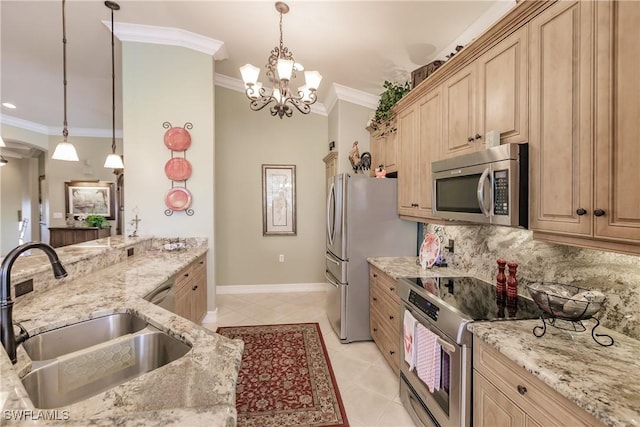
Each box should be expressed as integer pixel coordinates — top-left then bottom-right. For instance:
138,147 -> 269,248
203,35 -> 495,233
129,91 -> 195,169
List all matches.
121,42 -> 216,310
327,100 -> 374,175
0,158 -> 23,255
215,86 -> 328,286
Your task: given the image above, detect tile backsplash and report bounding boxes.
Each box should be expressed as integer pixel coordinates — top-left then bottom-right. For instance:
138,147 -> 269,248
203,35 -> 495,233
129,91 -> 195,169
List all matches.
422,223 -> 639,340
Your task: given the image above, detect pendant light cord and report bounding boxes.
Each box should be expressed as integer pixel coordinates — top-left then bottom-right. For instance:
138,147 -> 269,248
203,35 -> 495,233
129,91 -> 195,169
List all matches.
110,4 -> 116,154
62,0 -> 68,140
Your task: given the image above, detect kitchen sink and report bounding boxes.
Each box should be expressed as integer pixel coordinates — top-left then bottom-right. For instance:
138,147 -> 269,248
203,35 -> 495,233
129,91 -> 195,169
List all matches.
22,313 -> 148,361
21,329 -> 191,409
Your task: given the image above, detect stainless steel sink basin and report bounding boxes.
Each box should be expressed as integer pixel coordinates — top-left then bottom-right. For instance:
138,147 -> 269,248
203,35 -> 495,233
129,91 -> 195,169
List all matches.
21,329 -> 191,409
22,313 -> 148,361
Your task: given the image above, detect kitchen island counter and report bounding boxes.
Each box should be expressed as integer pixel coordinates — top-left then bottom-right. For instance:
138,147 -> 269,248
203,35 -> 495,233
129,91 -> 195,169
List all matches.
1,238 -> 243,426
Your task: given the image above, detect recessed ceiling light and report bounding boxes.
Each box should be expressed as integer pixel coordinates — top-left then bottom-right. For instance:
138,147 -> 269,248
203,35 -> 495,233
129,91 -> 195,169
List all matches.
2,102 -> 17,109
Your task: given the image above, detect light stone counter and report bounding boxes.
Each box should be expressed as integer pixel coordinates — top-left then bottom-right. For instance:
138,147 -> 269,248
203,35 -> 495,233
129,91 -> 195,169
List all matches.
1,239 -> 243,426
468,321 -> 640,427
367,256 -> 467,279
368,256 -> 640,427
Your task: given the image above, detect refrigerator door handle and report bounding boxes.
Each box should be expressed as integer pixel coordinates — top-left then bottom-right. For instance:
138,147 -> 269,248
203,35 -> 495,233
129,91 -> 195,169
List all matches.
327,182 -> 336,246
325,253 -> 340,266
324,271 -> 340,288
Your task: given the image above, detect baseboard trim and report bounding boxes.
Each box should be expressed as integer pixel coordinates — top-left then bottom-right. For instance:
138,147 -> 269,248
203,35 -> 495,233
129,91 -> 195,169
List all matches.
216,282 -> 331,295
201,308 -> 218,324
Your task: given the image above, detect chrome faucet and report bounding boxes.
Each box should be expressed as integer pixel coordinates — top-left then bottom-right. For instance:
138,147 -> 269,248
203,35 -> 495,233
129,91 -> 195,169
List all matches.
1,242 -> 68,364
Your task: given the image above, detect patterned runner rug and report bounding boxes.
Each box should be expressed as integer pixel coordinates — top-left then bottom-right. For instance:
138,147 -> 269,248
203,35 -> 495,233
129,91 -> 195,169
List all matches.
217,323 -> 349,427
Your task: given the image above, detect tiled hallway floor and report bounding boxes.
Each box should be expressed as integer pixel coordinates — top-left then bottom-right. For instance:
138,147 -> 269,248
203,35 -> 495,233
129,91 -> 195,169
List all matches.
203,291 -> 416,427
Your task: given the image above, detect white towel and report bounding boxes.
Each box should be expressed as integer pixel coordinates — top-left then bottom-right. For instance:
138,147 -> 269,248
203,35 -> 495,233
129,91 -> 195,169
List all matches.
403,310 -> 418,370
415,323 -> 442,393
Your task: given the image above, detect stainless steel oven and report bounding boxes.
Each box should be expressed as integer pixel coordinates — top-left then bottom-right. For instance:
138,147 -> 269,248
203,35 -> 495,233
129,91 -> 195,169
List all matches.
396,276 -> 541,427
432,143 -> 528,227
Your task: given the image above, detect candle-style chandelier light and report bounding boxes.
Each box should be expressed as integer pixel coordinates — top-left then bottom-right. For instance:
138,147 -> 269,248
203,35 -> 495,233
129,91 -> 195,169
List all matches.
239,2 -> 322,119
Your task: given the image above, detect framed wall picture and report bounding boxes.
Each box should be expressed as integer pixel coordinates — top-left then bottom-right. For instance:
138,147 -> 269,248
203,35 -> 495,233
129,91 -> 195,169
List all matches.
65,181 -> 116,220
262,164 -> 296,235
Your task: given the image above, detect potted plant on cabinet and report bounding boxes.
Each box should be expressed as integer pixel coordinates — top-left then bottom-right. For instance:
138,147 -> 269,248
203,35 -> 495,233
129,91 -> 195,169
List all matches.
367,80 -> 411,131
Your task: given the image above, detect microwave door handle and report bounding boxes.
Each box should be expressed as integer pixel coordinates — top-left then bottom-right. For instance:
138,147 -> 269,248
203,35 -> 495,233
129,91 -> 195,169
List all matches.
327,182 -> 335,245
476,168 -> 491,217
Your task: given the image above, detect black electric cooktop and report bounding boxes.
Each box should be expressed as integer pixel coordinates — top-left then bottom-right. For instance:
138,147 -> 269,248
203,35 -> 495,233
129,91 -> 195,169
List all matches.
402,276 -> 542,321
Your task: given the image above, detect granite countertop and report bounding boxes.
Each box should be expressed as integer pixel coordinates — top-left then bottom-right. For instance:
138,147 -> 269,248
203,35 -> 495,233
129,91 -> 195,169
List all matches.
367,256 -> 640,427
1,241 -> 244,426
468,321 -> 640,427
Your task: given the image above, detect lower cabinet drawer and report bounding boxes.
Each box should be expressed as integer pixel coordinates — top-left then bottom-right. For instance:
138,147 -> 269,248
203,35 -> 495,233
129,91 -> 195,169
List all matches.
371,305 -> 400,373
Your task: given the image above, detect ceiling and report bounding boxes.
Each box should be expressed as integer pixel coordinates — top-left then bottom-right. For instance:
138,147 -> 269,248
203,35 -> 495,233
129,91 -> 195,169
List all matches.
1,0 -> 513,137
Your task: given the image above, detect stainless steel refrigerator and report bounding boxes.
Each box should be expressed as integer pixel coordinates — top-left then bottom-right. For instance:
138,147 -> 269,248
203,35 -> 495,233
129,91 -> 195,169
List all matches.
325,173 -> 415,343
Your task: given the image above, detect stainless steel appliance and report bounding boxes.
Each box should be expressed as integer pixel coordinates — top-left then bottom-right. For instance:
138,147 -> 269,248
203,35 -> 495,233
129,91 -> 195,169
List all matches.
432,143 -> 528,227
325,174 -> 415,343
397,276 -> 541,427
144,279 -> 175,314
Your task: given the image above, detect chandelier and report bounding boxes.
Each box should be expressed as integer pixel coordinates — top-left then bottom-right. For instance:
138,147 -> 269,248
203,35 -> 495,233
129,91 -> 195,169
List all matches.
239,2 -> 322,119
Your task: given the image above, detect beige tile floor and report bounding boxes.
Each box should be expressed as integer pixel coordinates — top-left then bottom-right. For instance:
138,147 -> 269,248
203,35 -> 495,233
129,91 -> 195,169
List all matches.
203,291 -> 417,427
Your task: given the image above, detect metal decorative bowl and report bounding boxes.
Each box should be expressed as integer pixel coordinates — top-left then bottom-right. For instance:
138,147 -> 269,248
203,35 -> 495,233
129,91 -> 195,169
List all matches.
525,282 -> 606,321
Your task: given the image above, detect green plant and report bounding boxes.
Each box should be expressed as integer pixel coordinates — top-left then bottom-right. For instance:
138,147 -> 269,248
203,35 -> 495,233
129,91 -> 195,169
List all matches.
374,80 -> 411,124
85,214 -> 108,228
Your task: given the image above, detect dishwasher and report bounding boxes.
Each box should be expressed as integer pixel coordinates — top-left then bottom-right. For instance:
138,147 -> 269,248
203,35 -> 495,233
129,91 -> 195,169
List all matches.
144,278 -> 176,313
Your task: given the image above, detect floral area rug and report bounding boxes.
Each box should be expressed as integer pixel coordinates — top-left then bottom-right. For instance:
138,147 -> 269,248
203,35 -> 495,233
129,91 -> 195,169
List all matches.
217,323 -> 349,427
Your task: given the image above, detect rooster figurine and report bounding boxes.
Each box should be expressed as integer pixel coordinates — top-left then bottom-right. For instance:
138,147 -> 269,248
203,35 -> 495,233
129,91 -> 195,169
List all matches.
348,141 -> 372,173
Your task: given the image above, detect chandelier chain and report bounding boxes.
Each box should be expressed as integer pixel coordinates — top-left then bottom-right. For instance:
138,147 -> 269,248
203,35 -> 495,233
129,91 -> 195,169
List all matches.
110,2 -> 116,154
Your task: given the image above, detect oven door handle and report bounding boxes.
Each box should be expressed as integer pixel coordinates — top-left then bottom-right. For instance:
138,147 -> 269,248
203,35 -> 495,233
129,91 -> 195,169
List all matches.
437,337 -> 456,354
476,167 -> 491,217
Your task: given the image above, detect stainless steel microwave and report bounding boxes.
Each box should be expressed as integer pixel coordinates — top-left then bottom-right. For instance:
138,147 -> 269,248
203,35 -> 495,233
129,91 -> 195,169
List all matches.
431,143 -> 528,227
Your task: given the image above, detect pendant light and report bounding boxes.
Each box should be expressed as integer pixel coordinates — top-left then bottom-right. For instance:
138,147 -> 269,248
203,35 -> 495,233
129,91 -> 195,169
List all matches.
52,0 -> 79,162
103,0 -> 124,170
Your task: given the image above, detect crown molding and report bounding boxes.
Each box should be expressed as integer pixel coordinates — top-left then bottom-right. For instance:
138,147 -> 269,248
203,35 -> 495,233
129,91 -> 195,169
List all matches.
105,21 -> 228,60
1,115 -> 49,135
325,83 -> 379,114
1,114 -> 121,138
214,73 -> 328,116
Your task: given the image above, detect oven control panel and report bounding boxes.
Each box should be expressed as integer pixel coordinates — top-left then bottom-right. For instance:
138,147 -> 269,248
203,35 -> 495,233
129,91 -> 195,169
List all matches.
408,290 -> 439,321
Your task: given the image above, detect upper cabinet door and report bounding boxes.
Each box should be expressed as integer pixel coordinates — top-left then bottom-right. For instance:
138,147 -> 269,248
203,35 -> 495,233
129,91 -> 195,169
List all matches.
477,26 -> 528,145
442,63 -> 477,158
594,0 -> 640,243
397,105 -> 419,215
529,1 -> 594,237
417,87 -> 442,216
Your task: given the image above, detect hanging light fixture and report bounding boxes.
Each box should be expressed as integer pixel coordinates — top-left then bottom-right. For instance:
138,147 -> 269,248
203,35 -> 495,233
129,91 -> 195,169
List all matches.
52,0 -> 79,162
103,0 -> 124,170
239,2 -> 322,119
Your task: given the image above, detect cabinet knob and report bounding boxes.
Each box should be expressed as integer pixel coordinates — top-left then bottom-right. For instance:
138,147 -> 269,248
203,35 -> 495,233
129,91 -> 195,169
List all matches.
373,297 -> 377,302
594,209 -> 606,217
373,273 -> 378,278
389,315 -> 394,320
389,287 -> 395,292
517,385 -> 527,395
467,136 -> 474,142
389,350 -> 395,355
192,285 -> 198,291
576,208 -> 587,216
184,273 -> 189,278
475,134 -> 482,140
373,327 -> 378,332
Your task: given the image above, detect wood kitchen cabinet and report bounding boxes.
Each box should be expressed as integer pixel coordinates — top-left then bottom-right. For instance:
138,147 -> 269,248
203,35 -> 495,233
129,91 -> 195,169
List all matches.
175,255 -> 207,323
369,265 -> 400,374
474,339 -> 605,427
397,87 -> 441,221
49,227 -> 111,248
369,117 -> 398,175
323,151 -> 338,188
529,0 -> 640,254
441,26 -> 528,159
